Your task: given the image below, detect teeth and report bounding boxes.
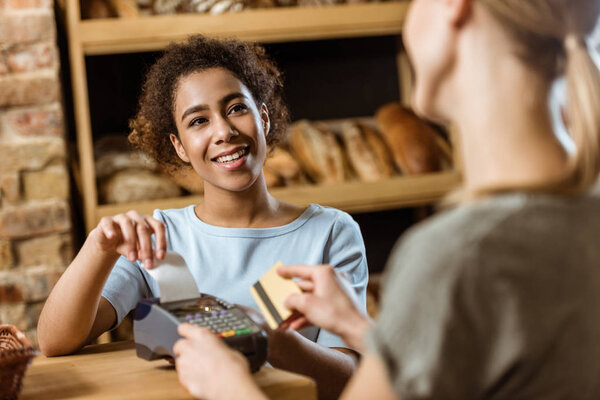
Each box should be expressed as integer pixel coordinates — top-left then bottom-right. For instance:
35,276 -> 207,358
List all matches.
215,148 -> 246,163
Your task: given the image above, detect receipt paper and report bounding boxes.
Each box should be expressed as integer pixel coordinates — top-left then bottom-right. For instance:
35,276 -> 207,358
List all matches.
145,251 -> 199,302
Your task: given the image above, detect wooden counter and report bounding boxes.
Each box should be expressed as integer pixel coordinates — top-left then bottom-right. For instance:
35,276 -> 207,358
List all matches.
21,341 -> 317,400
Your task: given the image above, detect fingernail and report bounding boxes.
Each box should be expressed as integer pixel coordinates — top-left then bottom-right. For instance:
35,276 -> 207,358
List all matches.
128,251 -> 136,261
144,259 -> 152,269
157,249 -> 164,259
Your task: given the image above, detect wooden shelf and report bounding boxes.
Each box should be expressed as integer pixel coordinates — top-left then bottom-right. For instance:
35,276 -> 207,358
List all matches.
77,2 -> 410,55
95,171 -> 461,222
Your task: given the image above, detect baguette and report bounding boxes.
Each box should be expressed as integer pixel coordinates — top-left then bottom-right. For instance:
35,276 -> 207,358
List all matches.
338,121 -> 394,181
108,0 -> 140,17
375,103 -> 441,174
289,120 -> 346,184
361,123 -> 396,177
263,146 -> 302,187
264,147 -> 301,181
100,168 -> 182,204
95,135 -> 157,179
432,133 -> 454,170
153,0 -> 182,14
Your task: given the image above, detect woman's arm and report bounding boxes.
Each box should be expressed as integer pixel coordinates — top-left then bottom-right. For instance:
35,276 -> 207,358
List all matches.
175,324 -> 366,400
174,325 -> 398,400
37,235 -> 120,356
37,211 -> 166,356
340,353 -> 398,400
272,264 -> 373,399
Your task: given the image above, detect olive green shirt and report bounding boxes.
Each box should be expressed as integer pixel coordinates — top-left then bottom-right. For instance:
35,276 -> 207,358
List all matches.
369,192 -> 600,399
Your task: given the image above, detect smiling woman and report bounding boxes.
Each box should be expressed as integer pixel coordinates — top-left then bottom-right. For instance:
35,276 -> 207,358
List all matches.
36,35 -> 369,400
168,69 -> 269,193
129,36 -> 288,174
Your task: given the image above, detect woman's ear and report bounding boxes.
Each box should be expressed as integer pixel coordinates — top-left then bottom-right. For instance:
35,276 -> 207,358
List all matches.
169,133 -> 190,163
446,0 -> 472,27
260,103 -> 271,136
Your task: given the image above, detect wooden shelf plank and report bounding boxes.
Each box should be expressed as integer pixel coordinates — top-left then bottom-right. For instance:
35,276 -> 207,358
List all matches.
79,2 -> 410,55
93,171 -> 461,229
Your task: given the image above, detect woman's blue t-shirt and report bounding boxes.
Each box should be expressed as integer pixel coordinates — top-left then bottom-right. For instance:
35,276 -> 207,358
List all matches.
101,203 -> 369,349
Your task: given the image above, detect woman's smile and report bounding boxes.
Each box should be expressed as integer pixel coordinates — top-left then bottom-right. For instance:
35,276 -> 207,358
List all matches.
211,145 -> 250,170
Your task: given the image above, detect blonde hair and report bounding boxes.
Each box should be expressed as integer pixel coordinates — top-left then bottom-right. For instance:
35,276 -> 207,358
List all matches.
477,0 -> 600,193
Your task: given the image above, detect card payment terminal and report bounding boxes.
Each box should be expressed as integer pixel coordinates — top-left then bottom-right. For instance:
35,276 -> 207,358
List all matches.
134,294 -> 268,372
132,252 -> 268,372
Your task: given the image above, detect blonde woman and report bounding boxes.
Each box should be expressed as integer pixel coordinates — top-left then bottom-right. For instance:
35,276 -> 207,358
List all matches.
173,0 -> 600,399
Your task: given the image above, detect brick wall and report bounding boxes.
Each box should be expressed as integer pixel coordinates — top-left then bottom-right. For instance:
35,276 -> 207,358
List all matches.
0,0 -> 72,343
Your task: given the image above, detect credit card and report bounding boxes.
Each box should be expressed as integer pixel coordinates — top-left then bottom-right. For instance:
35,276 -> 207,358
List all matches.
250,261 -> 302,329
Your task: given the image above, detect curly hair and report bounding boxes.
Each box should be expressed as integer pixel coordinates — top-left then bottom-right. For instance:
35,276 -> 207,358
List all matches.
129,35 -> 289,172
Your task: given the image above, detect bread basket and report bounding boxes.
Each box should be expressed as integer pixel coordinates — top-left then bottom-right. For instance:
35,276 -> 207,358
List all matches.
0,325 -> 39,400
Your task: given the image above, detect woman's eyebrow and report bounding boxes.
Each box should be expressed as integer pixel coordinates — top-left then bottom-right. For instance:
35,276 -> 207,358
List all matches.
220,92 -> 247,105
181,104 -> 208,122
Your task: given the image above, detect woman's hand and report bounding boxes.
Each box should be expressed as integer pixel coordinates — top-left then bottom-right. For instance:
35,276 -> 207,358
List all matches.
277,264 -> 372,352
173,323 -> 266,400
89,210 -> 166,269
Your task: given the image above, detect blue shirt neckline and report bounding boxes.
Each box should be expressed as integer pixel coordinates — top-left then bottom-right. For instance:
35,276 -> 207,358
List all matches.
185,203 -> 321,238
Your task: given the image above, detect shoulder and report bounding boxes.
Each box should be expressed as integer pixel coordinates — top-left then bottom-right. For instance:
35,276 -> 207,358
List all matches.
386,192 -> 600,288
404,191 -> 600,256
400,194 -> 543,253
306,205 -> 363,242
308,204 -> 358,228
152,205 -> 194,225
385,195 -> 537,288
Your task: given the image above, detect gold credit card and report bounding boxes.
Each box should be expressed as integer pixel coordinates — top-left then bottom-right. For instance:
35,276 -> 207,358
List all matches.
250,261 -> 302,329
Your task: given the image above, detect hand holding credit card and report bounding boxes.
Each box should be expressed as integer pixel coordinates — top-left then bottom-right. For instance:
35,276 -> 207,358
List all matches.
250,262 -> 364,330
250,261 -> 302,330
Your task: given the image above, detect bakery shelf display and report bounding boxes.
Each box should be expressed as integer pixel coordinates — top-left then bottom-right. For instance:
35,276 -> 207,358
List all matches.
60,0 -> 461,232
95,113 -> 458,208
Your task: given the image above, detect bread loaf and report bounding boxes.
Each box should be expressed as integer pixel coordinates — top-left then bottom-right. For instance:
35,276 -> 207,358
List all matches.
83,0 -> 114,18
108,0 -> 140,17
186,0 -> 217,12
264,147 -> 302,181
153,0 -> 182,14
375,103 -> 441,174
209,0 -> 235,13
362,123 -> 396,176
433,133 -> 454,170
263,146 -> 304,187
339,121 -> 395,181
166,167 -> 205,193
289,120 -> 346,184
95,135 -> 157,180
100,168 -> 182,204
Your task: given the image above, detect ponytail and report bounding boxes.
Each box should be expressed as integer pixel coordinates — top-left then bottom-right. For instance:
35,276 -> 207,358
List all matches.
565,34 -> 600,191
